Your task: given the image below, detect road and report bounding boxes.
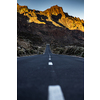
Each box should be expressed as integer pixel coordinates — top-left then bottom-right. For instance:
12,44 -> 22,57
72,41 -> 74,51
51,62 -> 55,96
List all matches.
17,44 -> 84,100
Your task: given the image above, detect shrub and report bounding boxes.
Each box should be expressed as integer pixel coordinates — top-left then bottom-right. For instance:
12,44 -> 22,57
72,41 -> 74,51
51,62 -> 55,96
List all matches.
17,50 -> 24,56
81,52 -> 84,57
74,47 -> 84,56
65,47 -> 75,55
59,48 -> 64,54
26,50 -> 30,55
30,50 -> 34,54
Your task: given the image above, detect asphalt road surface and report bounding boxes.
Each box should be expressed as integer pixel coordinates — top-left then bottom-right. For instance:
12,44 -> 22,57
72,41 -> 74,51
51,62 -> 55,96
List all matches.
17,44 -> 84,100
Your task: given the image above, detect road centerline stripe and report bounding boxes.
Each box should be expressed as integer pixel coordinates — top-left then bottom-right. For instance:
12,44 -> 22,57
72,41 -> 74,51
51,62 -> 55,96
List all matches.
49,55 -> 51,58
49,58 -> 51,60
48,85 -> 65,100
48,62 -> 53,65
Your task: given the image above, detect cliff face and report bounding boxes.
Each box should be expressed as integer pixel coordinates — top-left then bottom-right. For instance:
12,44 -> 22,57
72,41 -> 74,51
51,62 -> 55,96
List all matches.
17,4 -> 84,32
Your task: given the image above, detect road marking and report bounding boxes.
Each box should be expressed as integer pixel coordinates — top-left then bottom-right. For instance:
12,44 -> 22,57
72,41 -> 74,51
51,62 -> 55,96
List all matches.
49,54 -> 51,58
48,85 -> 65,100
49,58 -> 51,60
48,62 -> 53,65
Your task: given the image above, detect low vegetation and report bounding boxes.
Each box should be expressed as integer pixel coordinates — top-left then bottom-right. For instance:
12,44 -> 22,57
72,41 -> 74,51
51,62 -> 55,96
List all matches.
17,46 -> 45,57
51,45 -> 84,57
17,44 -> 84,57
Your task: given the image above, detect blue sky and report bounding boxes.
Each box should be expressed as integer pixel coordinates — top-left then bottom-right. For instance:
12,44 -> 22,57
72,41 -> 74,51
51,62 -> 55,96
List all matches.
17,0 -> 84,19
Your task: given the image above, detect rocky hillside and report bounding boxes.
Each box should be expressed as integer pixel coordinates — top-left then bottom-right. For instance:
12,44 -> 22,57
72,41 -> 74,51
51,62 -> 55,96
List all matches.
17,3 -> 84,56
17,3 -> 84,32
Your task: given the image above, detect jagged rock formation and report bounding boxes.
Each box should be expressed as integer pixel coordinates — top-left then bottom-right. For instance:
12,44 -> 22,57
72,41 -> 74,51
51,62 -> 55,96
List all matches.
17,3 -> 84,51
17,3 -> 84,32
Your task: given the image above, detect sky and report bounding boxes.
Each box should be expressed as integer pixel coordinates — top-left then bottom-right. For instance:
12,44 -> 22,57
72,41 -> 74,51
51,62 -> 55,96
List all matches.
17,0 -> 84,19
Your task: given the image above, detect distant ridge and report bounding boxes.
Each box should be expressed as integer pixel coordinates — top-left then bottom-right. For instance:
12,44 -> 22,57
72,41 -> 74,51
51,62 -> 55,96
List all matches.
17,3 -> 84,32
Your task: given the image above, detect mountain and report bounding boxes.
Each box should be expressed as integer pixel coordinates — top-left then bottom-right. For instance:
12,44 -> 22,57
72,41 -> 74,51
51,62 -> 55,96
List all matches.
17,3 -> 84,52
17,3 -> 84,32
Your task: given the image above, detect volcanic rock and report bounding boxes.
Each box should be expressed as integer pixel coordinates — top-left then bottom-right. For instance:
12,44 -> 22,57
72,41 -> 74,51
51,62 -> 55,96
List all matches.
17,4 -> 84,32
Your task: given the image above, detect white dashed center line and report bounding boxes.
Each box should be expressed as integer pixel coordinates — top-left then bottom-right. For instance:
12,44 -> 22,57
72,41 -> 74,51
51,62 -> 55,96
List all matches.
49,55 -> 51,58
48,62 -> 53,65
48,85 -> 65,100
49,58 -> 51,60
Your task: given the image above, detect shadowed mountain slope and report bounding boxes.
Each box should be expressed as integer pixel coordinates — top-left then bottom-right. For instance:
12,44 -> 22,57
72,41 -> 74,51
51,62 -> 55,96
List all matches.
17,3 -> 84,52
17,4 -> 84,32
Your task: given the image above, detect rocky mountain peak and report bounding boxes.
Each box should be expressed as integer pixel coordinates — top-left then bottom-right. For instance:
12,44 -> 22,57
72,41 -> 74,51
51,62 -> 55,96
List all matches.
43,5 -> 64,15
17,4 -> 84,50
17,3 -> 28,11
17,4 -> 84,32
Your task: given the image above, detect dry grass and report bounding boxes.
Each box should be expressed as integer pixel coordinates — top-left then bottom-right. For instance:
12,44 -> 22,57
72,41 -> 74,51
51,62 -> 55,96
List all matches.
17,46 -> 45,57
51,45 -> 84,57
